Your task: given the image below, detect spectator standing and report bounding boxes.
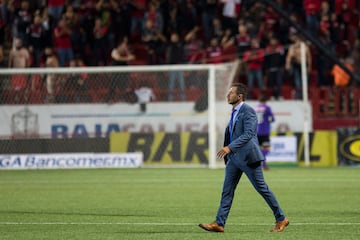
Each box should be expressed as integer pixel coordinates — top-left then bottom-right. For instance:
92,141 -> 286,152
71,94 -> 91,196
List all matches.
144,1 -> 164,35
8,37 -> 30,69
40,7 -> 54,48
332,58 -> 354,87
204,36 -> 223,64
94,0 -> 115,53
210,17 -> 224,42
0,0 -> 7,46
303,0 -> 321,35
165,5 -> 181,38
183,26 -> 204,63
243,38 -> 265,99
62,4 -> 76,26
265,35 -> 284,100
8,37 -> 30,103
107,37 -> 135,103
107,0 -> 126,48
92,17 -> 108,65
255,94 -> 275,170
285,34 -> 312,99
28,12 -> 45,67
12,0 -> 32,46
338,0 -> 353,43
69,9 -> 86,60
319,1 -> 331,18
43,47 -> 59,103
54,17 -> 74,66
200,0 -> 219,44
223,22 -> 251,79
220,0 -> 241,35
178,0 -> 197,34
352,41 -> 360,86
317,30 -> 335,86
129,0 -> 146,39
0,45 -> 5,103
166,32 -> 185,101
69,56 -> 91,103
47,0 -> 65,24
142,19 -> 166,64
329,12 -> 341,47
331,57 -> 354,112
262,6 -> 280,35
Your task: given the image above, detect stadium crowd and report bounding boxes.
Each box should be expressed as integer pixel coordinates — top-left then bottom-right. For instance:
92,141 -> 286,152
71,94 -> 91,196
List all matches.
0,0 -> 360,103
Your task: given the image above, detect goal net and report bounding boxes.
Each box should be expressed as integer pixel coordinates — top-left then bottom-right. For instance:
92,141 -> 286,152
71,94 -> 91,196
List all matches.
0,61 -> 239,169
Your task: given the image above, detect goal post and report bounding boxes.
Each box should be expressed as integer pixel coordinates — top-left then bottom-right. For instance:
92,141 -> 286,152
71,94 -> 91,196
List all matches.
0,61 -> 239,168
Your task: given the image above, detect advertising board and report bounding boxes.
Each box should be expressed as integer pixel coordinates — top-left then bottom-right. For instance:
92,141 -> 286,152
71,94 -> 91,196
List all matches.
0,153 -> 143,170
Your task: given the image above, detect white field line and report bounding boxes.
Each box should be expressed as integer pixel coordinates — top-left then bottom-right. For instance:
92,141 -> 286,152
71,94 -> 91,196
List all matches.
0,222 -> 360,226
0,179 -> 359,184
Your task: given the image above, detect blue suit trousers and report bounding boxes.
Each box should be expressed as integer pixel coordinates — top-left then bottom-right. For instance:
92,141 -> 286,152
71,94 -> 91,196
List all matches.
215,158 -> 285,226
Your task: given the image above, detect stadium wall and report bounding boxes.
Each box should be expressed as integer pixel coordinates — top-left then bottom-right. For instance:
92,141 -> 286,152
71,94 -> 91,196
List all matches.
2,101 -> 357,168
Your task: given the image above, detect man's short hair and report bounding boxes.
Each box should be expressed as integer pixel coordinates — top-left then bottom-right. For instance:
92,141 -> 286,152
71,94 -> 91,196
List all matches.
231,82 -> 247,101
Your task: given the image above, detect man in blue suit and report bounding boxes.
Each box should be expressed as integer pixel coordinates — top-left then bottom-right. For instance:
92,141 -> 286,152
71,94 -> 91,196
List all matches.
199,83 -> 289,233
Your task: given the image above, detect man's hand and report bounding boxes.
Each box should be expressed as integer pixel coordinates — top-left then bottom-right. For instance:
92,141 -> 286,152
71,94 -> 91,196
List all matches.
217,146 -> 231,159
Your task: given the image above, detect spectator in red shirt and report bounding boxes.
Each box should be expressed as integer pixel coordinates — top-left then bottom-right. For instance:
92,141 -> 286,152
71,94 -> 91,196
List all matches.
335,0 -> 356,14
338,0 -> 353,42
223,22 -> 251,78
263,6 -> 280,33
224,22 -> 251,59
303,0 -> 321,35
69,55 -> 91,103
54,17 -> 74,66
183,26 -> 204,63
243,38 -> 265,99
320,13 -> 330,35
204,36 -> 223,64
47,0 -> 65,23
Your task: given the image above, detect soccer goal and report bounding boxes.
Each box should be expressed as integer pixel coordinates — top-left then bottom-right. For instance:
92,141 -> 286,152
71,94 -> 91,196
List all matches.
0,61 -> 239,169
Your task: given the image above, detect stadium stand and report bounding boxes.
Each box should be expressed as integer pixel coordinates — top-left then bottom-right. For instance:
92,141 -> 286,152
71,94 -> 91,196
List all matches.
0,0 -> 359,122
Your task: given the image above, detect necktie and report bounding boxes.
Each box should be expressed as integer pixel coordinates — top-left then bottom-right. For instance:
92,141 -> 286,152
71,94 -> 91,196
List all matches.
229,109 -> 236,142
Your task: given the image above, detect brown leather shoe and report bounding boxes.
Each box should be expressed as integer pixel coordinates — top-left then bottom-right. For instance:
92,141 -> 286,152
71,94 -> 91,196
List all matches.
198,221 -> 224,232
271,218 -> 289,232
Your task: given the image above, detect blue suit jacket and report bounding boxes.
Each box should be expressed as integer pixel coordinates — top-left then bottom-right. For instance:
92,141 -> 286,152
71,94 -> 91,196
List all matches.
224,102 -> 264,165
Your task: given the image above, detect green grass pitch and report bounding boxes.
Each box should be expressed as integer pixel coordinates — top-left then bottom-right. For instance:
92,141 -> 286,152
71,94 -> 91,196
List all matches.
0,167 -> 360,240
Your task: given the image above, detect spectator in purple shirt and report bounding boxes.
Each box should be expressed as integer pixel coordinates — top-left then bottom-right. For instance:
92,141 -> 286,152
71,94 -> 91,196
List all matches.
255,94 -> 275,170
